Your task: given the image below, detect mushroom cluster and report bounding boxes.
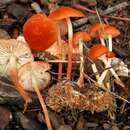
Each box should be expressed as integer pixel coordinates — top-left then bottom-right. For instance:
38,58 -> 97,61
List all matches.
21,6 -> 128,130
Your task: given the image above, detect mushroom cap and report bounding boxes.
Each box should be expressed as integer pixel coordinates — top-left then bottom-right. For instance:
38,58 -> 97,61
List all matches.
0,39 -> 34,76
88,44 -> 108,60
73,31 -> 91,48
88,23 -> 109,38
23,13 -> 58,51
18,61 -> 51,92
48,6 -> 85,20
106,51 -> 116,58
99,25 -> 120,38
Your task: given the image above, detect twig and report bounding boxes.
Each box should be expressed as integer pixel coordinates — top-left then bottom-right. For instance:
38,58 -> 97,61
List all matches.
101,2 -> 129,15
72,17 -> 88,28
47,60 -> 80,63
73,4 -> 130,22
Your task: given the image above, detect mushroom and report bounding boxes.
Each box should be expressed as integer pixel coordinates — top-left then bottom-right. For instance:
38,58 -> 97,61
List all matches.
23,13 -> 58,51
18,61 -> 52,130
88,45 -> 124,88
73,31 -> 91,87
88,44 -> 108,82
48,6 -> 85,80
88,23 -> 109,46
99,25 -> 120,52
0,39 -> 34,103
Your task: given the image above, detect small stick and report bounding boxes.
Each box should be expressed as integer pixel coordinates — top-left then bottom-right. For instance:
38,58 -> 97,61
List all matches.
102,2 -> 129,15
73,4 -> 130,22
47,60 -> 80,63
72,17 -> 88,28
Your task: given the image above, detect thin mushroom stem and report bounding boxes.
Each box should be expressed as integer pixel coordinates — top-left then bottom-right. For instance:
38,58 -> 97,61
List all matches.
66,18 -> 73,80
108,35 -> 112,51
32,77 -> 52,130
77,39 -> 84,87
10,56 -> 31,104
91,63 -> 99,80
57,27 -> 63,81
100,37 -> 106,46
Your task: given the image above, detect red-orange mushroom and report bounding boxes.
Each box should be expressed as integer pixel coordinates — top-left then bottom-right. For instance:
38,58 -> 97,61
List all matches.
88,44 -> 108,60
49,6 -> 85,80
18,61 -> 52,130
23,13 -> 58,51
99,25 -> 120,52
73,31 -> 91,87
88,23 -> 109,46
88,44 -> 122,87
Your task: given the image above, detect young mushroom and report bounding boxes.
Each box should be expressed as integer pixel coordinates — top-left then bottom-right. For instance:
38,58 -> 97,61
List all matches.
73,31 -> 91,87
0,39 -> 34,103
18,61 -> 52,130
99,25 -> 120,52
88,44 -> 108,83
48,6 -> 85,80
88,44 -> 124,88
88,23 -> 109,46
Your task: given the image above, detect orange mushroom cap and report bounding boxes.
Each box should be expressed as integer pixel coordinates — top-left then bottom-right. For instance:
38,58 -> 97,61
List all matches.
88,44 -> 109,60
106,51 -> 116,58
23,13 -> 58,51
88,23 -> 109,38
99,25 -> 120,38
48,6 -> 85,20
73,31 -> 91,48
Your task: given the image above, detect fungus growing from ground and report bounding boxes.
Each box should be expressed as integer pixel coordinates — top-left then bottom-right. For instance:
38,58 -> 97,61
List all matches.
0,39 -> 34,103
49,6 -> 85,80
73,31 -> 91,87
18,61 -> 52,130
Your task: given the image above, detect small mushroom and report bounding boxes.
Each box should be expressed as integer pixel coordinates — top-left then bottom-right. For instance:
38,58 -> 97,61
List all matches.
88,44 -> 124,88
88,23 -> 109,46
49,6 -> 85,80
73,31 -> 91,87
0,39 -> 34,103
18,61 -> 52,130
99,25 -> 120,52
88,44 -> 108,83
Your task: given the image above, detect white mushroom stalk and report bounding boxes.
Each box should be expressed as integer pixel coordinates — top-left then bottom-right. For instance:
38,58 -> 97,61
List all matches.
100,37 -> 106,46
0,39 -> 34,103
108,34 -> 112,51
77,39 -> 84,87
18,62 -> 52,130
66,18 -> 73,80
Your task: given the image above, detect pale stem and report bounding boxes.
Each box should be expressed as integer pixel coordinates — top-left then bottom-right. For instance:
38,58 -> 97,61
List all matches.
32,77 -> 52,130
77,40 -> 84,87
100,37 -> 106,46
57,27 -> 62,81
108,35 -> 112,51
91,63 -> 99,81
97,58 -> 111,85
66,18 -> 73,80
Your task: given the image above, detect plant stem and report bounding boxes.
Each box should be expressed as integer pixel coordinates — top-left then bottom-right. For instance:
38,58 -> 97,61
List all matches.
32,77 -> 52,130
77,40 -> 84,87
108,35 -> 112,51
66,18 -> 73,80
